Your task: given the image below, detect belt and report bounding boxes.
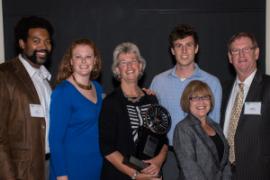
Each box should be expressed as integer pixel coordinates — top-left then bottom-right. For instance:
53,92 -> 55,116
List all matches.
45,153 -> 50,161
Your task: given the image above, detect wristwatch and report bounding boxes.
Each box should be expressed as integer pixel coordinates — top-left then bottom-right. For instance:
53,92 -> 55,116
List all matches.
131,170 -> 139,179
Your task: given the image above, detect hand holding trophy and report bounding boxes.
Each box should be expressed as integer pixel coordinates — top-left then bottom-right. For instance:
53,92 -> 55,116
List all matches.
124,104 -> 171,173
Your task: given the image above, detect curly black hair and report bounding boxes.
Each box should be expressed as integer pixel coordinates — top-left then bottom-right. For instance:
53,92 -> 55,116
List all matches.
14,16 -> 54,51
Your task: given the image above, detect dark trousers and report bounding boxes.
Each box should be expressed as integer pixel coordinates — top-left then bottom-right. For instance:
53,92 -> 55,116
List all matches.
162,150 -> 181,180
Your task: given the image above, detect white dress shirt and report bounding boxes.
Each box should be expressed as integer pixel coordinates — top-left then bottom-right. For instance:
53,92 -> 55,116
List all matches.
19,54 -> 51,153
223,69 -> 257,137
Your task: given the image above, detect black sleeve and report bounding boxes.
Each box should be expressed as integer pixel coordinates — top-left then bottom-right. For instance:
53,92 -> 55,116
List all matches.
99,96 -> 119,156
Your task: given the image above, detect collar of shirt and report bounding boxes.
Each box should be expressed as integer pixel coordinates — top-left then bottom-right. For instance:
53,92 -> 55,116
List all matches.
19,54 -> 51,81
224,69 -> 257,137
169,63 -> 201,80
234,69 -> 257,94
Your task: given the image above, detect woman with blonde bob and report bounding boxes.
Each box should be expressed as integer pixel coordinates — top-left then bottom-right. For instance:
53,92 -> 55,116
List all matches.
49,39 -> 103,180
99,42 -> 168,180
173,80 -> 231,180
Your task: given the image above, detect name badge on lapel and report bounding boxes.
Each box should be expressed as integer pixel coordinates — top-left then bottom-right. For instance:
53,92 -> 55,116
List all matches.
29,104 -> 45,117
244,102 -> 261,115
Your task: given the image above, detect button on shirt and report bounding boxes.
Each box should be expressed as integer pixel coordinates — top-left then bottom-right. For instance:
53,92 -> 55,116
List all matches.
150,64 -> 222,145
223,69 -> 257,137
19,54 -> 52,153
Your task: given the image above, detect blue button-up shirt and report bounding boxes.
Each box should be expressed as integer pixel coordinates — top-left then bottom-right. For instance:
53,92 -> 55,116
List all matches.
150,64 -> 222,145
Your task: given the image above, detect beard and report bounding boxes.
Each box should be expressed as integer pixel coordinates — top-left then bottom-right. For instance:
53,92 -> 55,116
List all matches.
23,49 -> 51,66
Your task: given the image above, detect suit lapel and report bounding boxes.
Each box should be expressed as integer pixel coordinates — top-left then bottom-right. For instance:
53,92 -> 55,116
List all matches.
237,71 -> 263,130
13,58 -> 40,103
189,114 -> 220,166
220,80 -> 235,128
244,71 -> 263,102
209,120 -> 230,167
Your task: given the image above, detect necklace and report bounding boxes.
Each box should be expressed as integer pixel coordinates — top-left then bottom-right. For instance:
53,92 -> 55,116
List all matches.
72,75 -> 92,90
123,89 -> 144,103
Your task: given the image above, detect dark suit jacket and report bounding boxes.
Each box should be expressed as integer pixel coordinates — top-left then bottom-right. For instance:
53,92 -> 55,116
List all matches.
221,70 -> 270,180
0,58 -> 47,180
173,114 -> 231,180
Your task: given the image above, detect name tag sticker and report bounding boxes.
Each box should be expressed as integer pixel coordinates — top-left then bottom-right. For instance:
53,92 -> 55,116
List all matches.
244,102 -> 261,115
29,104 -> 44,117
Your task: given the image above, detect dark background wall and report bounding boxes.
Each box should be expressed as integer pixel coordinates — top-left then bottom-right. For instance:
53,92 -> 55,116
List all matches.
3,0 -> 265,93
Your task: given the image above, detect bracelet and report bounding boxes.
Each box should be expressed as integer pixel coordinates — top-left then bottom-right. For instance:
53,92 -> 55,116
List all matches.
131,170 -> 139,179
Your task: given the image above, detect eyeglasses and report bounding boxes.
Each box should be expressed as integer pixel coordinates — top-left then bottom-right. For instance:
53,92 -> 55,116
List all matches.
189,95 -> 211,102
230,47 -> 255,55
118,60 -> 139,67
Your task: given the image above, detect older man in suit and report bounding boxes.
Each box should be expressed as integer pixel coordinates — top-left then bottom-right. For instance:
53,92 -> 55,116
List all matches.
221,32 -> 270,179
0,16 -> 53,180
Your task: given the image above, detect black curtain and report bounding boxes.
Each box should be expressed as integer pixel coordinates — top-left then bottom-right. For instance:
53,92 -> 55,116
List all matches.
3,0 -> 265,93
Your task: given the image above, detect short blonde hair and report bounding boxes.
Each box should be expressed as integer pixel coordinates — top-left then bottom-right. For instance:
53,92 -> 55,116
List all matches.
111,42 -> 146,80
181,80 -> 214,113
